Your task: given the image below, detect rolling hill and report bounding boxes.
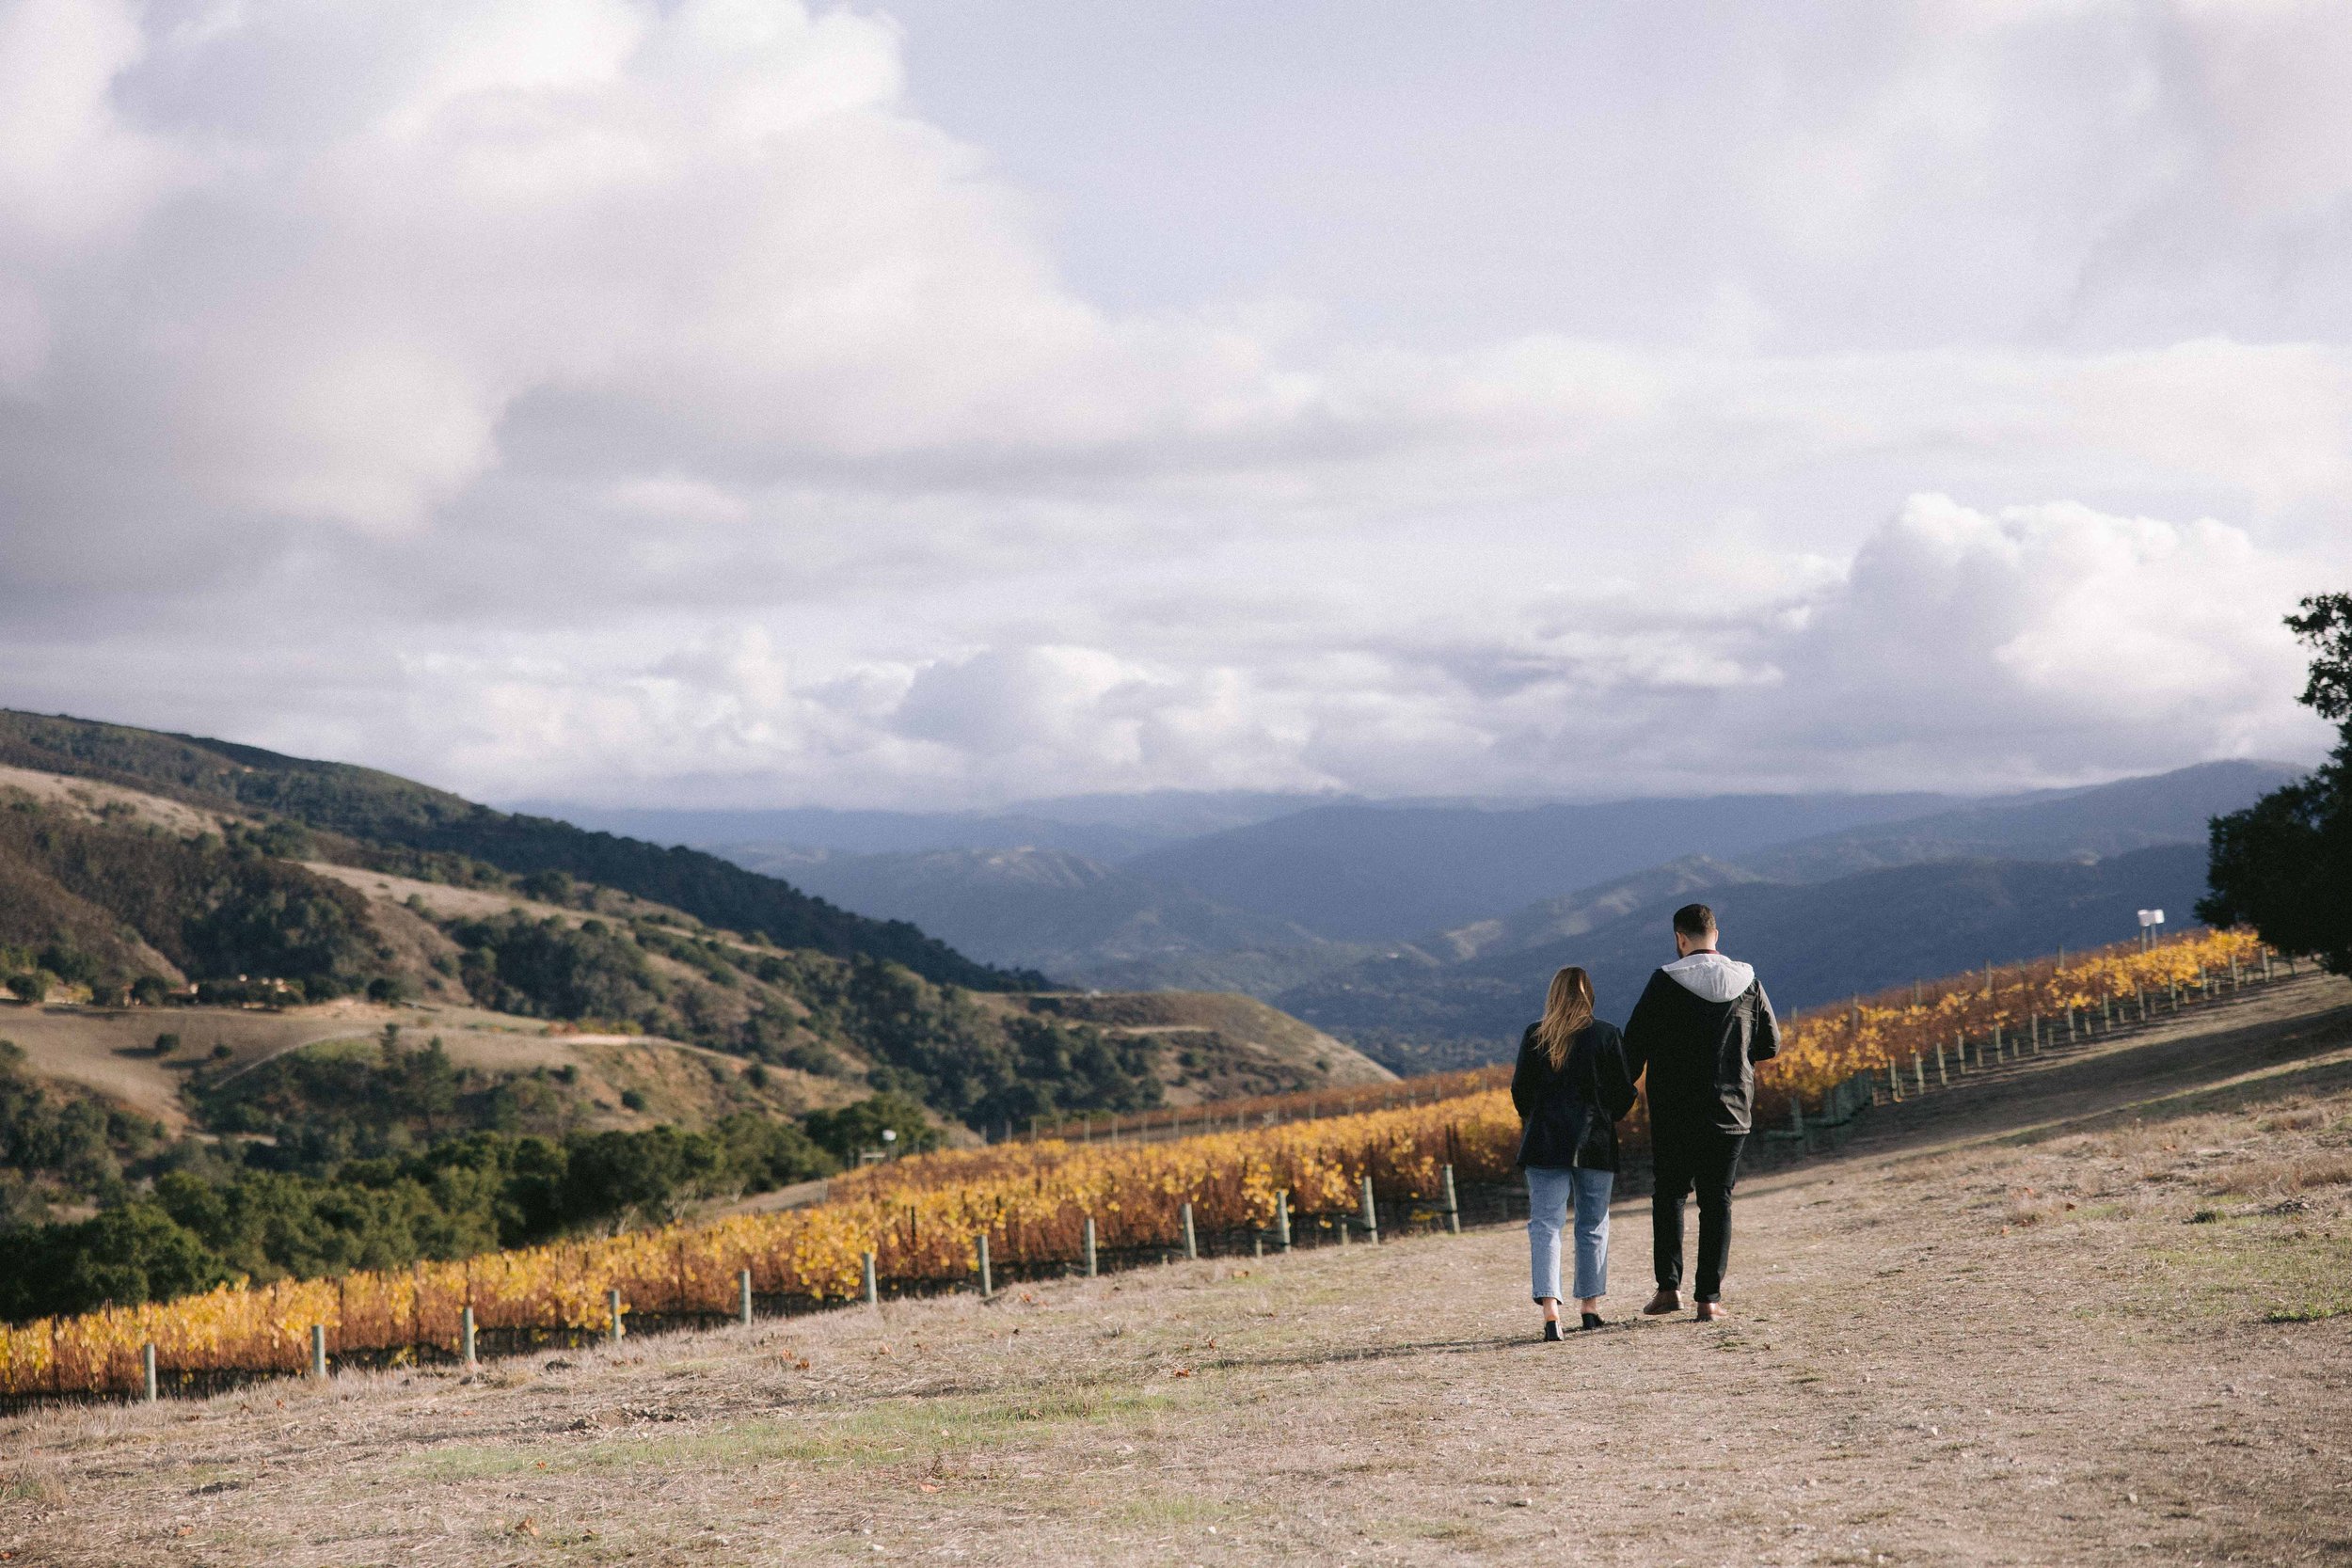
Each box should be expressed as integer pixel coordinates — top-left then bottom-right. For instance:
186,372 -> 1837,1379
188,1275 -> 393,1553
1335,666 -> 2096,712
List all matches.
0,718 -> 1387,1141
0,710 -> 1033,991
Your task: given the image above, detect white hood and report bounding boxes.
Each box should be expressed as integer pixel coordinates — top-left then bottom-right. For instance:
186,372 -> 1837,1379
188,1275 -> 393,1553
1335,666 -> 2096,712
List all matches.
1662,950 -> 1756,1005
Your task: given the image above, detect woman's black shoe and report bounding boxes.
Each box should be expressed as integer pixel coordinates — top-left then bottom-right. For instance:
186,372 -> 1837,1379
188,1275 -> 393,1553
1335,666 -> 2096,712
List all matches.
1580,1312 -> 1605,1332
1542,1319 -> 1564,1341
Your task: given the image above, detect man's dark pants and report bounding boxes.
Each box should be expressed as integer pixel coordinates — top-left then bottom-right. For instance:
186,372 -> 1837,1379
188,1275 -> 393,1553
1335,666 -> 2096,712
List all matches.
1651,1126 -> 1745,1302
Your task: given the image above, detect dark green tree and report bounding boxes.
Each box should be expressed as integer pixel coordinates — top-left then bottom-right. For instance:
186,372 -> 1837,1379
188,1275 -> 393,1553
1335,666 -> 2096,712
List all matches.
2201,593 -> 2352,971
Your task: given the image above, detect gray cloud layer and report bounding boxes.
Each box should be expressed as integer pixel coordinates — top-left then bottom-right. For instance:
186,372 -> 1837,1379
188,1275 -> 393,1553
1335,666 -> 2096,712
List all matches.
0,0 -> 2345,806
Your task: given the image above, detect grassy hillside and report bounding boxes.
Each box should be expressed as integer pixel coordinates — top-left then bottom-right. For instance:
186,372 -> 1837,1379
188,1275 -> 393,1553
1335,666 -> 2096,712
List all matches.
0,711 -> 1035,991
0,765 -> 1384,1119
997,990 -> 1392,1104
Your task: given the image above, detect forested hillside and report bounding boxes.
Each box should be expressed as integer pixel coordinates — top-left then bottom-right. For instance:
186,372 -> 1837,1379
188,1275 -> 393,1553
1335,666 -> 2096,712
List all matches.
0,733 -> 1384,1328
0,711 -> 1034,991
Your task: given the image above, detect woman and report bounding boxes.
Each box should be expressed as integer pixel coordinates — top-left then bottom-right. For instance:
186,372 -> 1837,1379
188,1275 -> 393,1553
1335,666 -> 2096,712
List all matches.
1511,965 -> 1638,1340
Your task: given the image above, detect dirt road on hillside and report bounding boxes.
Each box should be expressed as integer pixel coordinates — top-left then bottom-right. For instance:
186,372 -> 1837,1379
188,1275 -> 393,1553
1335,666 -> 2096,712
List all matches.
8,977 -> 2352,1566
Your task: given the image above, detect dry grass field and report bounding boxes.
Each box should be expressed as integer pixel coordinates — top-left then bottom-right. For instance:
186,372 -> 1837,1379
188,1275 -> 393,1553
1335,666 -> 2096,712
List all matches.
7,976 -> 2351,1566
0,996 -> 832,1135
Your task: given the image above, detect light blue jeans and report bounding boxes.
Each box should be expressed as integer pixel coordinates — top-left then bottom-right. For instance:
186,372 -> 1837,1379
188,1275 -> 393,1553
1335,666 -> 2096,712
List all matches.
1527,1165 -> 1613,1302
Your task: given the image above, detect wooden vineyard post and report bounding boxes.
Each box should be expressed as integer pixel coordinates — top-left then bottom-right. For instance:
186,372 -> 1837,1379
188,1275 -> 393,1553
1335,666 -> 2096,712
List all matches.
1955,1031 -> 1967,1074
1913,1053 -> 1926,1095
1935,1040 -> 1948,1086
310,1323 -> 326,1380
1275,1192 -> 1293,1253
2066,1006 -> 2076,1044
863,1250 -> 880,1306
462,1305 -> 478,1368
738,1271 -> 754,1327
976,1234 -> 993,1298
1182,1202 -> 1199,1260
1887,1060 -> 1901,1101
1359,1175 -> 1380,1245
607,1289 -> 624,1344
1441,1164 -> 1461,1234
142,1342 -> 157,1404
1788,1098 -> 1807,1152
1083,1218 -> 1098,1278
2028,1012 -> 2040,1055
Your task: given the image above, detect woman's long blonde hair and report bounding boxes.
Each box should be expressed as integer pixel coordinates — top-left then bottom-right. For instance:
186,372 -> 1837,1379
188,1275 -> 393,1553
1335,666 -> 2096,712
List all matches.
1535,966 -> 1596,1068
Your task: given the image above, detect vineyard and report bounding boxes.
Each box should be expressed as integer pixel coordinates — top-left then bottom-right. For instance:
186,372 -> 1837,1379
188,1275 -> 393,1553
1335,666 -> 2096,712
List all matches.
1752,926 -> 2274,1123
0,927 -> 2281,1401
1027,1063 -> 1510,1145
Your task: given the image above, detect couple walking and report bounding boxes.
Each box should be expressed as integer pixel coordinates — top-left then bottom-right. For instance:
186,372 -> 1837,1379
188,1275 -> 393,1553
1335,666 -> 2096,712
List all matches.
1510,902 -> 1779,1339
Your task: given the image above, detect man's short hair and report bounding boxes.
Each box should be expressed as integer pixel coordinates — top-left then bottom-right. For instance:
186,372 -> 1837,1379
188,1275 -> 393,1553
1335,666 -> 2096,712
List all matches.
1672,903 -> 1718,940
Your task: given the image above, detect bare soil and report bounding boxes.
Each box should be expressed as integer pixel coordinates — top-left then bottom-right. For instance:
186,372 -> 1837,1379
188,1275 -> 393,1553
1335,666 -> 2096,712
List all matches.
8,976 -> 2351,1566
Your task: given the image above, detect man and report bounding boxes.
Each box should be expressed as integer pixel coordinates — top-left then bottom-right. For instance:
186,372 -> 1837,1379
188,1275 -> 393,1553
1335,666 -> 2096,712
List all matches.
1623,902 -> 1779,1322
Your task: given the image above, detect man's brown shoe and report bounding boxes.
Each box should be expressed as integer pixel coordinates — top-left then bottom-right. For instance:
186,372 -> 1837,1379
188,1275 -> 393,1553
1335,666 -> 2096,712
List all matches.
1694,1301 -> 1729,1322
1642,1290 -> 1683,1316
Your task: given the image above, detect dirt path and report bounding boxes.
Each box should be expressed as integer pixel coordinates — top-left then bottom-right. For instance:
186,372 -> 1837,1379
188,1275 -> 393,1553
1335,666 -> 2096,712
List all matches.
8,978 -> 2352,1566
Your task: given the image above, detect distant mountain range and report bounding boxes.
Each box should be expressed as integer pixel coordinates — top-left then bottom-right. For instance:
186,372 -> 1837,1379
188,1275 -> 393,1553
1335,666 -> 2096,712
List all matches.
515,791 -> 1326,863
1120,792 -> 1957,941
565,759 -> 2301,1071
1277,844 -> 2215,1071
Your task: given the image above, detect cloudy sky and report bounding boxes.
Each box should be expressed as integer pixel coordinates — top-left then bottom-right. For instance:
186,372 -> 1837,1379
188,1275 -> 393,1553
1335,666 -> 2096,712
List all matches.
1,0 -> 2347,808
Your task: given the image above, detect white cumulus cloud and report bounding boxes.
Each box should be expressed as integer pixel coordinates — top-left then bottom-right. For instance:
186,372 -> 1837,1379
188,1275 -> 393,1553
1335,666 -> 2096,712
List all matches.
0,0 -> 2344,808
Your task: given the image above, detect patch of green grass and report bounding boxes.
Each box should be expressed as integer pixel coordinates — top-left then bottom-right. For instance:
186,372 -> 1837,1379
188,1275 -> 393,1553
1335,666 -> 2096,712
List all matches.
1105,1494 -> 1232,1528
2122,1215 -> 2352,1325
2264,1304 -> 2351,1324
400,1386 -> 1184,1481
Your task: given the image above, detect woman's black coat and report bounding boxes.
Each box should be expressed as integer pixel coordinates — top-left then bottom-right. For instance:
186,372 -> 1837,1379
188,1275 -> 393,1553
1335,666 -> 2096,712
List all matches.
1510,1019 -> 1640,1171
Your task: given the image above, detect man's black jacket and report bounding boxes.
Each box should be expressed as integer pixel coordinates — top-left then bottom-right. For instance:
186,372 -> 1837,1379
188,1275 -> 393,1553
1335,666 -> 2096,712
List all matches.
1624,950 -> 1781,1139
1510,1019 -> 1639,1171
